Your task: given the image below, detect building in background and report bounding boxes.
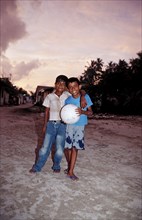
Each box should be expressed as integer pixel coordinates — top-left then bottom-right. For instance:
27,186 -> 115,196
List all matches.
34,86 -> 54,106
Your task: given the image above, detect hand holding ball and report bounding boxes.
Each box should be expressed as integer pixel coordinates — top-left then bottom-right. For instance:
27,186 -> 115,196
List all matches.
60,104 -> 80,124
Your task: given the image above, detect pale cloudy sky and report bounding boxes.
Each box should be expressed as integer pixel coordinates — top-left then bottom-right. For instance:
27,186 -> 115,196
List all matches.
0,0 -> 141,92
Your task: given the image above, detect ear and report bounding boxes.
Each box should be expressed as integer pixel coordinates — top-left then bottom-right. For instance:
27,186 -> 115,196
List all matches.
79,85 -> 82,90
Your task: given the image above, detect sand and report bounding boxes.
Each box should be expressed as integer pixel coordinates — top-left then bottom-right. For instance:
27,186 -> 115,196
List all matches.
0,104 -> 142,220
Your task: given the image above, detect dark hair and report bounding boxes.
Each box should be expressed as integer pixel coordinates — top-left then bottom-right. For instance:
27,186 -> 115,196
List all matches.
67,77 -> 80,88
55,75 -> 68,86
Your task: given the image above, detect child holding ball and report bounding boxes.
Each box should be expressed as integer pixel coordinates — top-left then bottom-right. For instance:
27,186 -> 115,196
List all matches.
64,77 -> 93,181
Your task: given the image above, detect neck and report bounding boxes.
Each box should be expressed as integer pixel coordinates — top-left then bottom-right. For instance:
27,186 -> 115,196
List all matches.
72,93 -> 80,99
55,91 -> 63,97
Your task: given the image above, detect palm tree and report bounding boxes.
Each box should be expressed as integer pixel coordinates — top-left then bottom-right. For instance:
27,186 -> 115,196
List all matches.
80,58 -> 104,86
128,51 -> 142,114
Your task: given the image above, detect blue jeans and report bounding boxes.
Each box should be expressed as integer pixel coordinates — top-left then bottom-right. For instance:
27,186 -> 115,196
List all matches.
33,121 -> 66,172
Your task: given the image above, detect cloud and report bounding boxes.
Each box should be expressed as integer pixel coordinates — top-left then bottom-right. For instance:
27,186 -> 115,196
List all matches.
1,55 -> 41,81
0,0 -> 27,53
31,0 -> 43,9
13,60 -> 41,80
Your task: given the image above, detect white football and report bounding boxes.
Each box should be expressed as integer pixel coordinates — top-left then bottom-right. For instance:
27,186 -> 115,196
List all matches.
60,104 -> 80,124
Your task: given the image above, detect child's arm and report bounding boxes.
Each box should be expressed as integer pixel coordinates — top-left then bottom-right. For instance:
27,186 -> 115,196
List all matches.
76,106 -> 93,117
80,89 -> 87,108
42,107 -> 50,133
81,106 -> 93,117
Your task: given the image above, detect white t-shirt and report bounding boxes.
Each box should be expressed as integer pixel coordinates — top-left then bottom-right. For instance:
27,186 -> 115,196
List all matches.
42,90 -> 70,120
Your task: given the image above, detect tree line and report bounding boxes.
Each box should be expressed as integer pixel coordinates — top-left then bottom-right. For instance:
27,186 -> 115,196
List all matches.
79,51 -> 142,115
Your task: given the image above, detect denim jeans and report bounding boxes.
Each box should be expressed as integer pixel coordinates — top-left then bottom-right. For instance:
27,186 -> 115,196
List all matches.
33,121 -> 66,172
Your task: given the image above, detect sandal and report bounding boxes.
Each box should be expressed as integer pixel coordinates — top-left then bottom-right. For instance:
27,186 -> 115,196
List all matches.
67,175 -> 79,181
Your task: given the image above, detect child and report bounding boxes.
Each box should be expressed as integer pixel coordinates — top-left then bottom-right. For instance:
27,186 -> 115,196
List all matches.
64,77 -> 93,180
30,75 -> 87,173
30,75 -> 69,173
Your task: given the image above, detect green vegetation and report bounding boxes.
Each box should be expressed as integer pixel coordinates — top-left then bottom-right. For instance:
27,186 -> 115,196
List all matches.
79,51 -> 142,115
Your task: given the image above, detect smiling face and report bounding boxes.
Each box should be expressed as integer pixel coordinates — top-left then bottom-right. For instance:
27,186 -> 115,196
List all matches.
55,81 -> 66,96
68,81 -> 81,98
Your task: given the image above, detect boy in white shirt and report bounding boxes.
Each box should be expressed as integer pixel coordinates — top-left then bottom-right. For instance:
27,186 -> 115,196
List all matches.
30,75 -> 69,173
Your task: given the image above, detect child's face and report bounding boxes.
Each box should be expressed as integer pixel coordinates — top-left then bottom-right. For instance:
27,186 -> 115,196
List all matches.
55,81 -> 66,93
68,81 -> 81,98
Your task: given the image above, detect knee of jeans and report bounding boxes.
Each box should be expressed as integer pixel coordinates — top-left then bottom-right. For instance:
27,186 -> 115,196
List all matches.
56,148 -> 63,157
39,147 -> 47,156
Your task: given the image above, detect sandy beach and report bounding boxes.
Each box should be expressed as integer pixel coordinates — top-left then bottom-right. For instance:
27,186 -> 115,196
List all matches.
0,104 -> 142,220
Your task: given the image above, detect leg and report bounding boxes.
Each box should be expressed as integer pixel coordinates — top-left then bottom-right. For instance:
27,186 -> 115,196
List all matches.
65,126 -> 85,180
51,144 -> 56,163
52,123 -> 66,171
64,124 -> 73,173
64,148 -> 69,164
31,135 -> 54,172
68,147 -> 78,177
63,148 -> 70,173
63,148 -> 71,173
35,146 -> 40,164
30,122 -> 55,172
35,132 -> 45,164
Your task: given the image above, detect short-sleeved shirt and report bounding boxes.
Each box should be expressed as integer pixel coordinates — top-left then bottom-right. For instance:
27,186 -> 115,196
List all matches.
43,91 -> 70,120
65,94 -> 93,126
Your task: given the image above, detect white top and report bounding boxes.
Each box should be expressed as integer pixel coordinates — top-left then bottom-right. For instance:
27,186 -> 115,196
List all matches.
42,91 -> 70,120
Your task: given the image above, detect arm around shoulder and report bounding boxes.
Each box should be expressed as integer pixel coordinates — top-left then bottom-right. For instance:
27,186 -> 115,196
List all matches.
81,106 -> 93,117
